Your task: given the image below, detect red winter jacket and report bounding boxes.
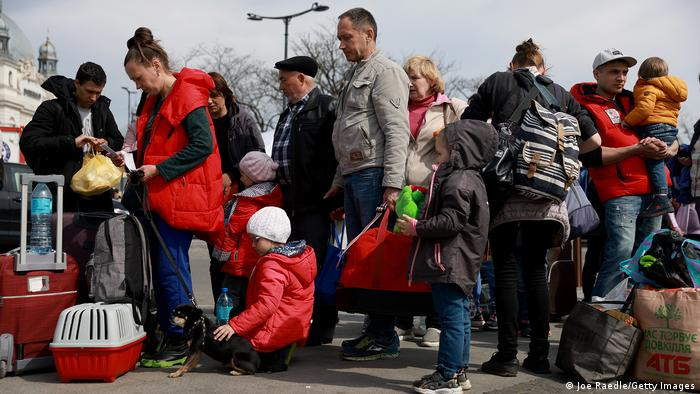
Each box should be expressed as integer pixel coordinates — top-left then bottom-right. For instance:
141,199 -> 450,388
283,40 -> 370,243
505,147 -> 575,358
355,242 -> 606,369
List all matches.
138,68 -> 223,234
229,243 -> 316,353
214,183 -> 283,277
570,83 -> 668,203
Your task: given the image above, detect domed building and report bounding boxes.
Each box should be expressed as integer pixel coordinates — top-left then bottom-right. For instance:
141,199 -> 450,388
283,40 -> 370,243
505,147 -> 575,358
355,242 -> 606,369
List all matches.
0,4 -> 57,163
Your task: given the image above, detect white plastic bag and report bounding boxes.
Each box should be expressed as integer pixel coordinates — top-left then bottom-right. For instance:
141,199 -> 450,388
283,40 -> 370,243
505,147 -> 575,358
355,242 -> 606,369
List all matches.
591,277 -> 629,310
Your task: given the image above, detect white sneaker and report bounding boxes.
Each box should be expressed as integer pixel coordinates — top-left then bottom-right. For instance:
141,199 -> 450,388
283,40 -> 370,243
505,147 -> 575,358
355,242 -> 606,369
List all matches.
419,327 -> 440,347
395,326 -> 413,341
413,316 -> 427,337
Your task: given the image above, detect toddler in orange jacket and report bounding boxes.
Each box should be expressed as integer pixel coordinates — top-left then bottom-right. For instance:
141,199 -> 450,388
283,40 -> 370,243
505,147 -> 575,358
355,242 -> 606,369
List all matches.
623,57 -> 688,218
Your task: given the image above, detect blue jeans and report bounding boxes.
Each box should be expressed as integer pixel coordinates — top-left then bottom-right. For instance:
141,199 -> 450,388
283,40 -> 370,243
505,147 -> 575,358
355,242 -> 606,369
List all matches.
480,260 -> 496,313
149,215 -> 194,336
343,167 -> 396,340
432,283 -> 471,379
592,195 -> 662,297
637,123 -> 678,195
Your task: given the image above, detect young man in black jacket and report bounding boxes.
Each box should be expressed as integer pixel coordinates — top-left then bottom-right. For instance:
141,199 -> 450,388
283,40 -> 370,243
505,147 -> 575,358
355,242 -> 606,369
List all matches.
272,56 -> 339,345
20,62 -> 123,212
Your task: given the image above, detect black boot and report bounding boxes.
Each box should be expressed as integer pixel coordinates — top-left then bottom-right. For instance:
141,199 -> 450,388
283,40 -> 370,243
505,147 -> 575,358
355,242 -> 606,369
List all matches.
481,352 -> 519,377
140,333 -> 188,368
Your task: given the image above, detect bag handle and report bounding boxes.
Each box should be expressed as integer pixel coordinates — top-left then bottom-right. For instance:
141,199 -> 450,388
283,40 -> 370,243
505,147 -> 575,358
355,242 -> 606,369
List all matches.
337,203 -> 388,266
331,220 -> 345,247
589,283 -> 639,314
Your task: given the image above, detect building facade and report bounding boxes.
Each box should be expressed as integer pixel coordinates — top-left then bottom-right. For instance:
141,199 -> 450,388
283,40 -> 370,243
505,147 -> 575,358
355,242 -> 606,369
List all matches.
0,4 -> 57,163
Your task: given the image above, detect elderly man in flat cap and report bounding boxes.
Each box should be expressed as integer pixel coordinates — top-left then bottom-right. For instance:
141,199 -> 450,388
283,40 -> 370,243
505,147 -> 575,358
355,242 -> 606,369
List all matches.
272,55 -> 340,345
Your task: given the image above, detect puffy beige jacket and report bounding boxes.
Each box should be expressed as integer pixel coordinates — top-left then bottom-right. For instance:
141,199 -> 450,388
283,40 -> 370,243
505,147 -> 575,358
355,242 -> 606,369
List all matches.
332,51 -> 410,189
405,95 -> 468,187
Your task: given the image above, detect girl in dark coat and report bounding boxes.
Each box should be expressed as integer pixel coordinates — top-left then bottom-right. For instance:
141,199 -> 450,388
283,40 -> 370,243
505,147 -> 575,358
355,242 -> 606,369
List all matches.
397,119 -> 497,393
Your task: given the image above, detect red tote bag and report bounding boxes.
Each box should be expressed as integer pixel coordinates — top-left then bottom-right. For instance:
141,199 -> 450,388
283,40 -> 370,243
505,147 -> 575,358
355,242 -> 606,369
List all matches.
339,209 -> 431,293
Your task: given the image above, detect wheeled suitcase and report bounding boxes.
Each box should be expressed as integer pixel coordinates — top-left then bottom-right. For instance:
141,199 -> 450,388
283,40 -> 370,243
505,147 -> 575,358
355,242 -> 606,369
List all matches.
52,212 -> 115,302
0,174 -> 78,378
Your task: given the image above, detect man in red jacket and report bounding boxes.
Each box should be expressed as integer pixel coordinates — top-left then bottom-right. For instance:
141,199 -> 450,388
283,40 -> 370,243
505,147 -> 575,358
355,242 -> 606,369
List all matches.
571,49 -> 676,298
213,207 -> 316,372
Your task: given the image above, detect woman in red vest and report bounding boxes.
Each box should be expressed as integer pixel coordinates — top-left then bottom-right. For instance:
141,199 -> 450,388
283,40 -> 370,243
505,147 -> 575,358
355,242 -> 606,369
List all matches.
123,27 -> 223,368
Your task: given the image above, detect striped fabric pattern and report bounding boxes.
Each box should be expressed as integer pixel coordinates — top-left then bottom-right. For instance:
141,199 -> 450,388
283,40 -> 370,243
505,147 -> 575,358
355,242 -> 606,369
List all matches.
514,100 -> 581,203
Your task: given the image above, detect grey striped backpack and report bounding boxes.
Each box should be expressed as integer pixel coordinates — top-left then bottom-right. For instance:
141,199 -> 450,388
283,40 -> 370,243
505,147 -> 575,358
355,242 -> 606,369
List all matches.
86,214 -> 154,326
513,100 -> 581,203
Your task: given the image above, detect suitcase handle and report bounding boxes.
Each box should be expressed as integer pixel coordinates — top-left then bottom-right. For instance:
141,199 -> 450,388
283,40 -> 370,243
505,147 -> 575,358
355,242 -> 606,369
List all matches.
18,174 -> 65,270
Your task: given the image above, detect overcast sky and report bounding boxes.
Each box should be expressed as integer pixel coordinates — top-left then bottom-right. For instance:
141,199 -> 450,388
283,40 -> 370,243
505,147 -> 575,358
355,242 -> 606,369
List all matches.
6,0 -> 700,143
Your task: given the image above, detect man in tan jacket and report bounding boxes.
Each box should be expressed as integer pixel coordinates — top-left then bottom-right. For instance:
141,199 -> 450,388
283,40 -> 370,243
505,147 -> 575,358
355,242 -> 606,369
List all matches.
325,7 -> 409,361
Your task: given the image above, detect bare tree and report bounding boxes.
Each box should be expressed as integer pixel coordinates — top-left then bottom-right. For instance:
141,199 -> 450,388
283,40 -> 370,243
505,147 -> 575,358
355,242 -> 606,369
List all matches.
180,29 -> 486,132
290,25 -> 352,97
177,44 -> 283,132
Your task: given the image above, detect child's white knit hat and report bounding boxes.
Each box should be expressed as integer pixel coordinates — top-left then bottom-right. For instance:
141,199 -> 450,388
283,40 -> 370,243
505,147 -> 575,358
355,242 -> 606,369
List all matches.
247,206 -> 291,244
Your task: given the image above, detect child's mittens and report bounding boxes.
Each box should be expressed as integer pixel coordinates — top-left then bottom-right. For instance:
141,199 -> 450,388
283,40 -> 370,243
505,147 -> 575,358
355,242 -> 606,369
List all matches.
397,214 -> 418,236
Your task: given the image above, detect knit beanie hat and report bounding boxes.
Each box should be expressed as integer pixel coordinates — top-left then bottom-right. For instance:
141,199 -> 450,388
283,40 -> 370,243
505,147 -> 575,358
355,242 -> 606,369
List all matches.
247,206 -> 291,244
239,151 -> 279,183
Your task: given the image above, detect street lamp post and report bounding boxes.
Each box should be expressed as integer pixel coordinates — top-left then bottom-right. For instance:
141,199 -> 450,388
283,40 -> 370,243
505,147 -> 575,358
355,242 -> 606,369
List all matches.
121,86 -> 138,126
247,2 -> 329,60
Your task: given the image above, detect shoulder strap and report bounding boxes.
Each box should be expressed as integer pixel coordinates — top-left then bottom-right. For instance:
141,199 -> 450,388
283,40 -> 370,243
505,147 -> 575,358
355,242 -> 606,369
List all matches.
532,80 -> 560,111
507,86 -> 540,124
130,177 -> 196,306
442,104 -> 448,128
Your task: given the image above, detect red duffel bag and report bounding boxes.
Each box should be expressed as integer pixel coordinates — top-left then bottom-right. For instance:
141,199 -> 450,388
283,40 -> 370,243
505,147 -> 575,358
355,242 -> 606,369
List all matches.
336,206 -> 433,316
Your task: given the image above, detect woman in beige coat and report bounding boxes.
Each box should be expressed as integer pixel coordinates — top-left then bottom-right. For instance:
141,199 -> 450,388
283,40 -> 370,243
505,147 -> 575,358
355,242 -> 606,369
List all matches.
397,55 -> 468,348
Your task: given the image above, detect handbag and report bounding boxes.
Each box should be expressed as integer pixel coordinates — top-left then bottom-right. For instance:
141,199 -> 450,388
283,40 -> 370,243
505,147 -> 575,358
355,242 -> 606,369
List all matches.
314,220 -> 345,306
556,285 -> 643,383
565,182 -> 600,240
336,205 -> 433,316
70,147 -> 123,196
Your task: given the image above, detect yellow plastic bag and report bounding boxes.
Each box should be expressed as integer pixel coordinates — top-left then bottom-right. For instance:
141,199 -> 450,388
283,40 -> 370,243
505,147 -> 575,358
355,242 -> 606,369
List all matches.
70,148 -> 123,196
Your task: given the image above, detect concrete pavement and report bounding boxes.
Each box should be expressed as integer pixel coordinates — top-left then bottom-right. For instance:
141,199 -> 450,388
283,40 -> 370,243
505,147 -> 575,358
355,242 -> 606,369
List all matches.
0,240 -> 678,393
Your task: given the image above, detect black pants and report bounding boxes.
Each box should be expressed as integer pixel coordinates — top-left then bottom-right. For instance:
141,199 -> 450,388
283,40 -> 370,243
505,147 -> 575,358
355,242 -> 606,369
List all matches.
207,243 -> 226,304
283,199 -> 337,344
221,274 -> 249,318
490,221 -> 557,360
207,244 -> 249,317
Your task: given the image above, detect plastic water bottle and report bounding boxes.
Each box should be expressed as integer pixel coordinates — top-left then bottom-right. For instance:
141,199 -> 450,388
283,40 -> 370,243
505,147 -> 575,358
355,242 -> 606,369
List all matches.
29,182 -> 53,254
215,287 -> 234,325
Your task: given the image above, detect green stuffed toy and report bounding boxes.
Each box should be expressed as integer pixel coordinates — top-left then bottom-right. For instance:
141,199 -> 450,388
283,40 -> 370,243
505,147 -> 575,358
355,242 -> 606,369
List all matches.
393,185 -> 427,233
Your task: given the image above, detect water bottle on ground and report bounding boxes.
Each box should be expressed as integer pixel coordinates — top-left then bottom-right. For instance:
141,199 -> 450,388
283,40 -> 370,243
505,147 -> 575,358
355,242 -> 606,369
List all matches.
215,287 -> 234,325
29,182 -> 52,254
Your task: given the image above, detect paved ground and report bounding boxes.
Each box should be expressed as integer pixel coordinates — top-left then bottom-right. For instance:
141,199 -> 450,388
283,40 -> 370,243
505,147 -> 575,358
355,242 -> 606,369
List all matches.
0,240 -> 683,393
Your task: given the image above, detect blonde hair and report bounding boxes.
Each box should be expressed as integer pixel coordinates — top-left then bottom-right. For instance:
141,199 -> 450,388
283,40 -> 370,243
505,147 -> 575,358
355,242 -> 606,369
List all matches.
404,55 -> 445,94
639,57 -> 668,80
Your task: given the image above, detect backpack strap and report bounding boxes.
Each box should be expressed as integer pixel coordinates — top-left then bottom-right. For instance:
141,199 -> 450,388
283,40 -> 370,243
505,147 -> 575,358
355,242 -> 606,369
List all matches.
528,74 -> 560,111
507,85 -> 540,124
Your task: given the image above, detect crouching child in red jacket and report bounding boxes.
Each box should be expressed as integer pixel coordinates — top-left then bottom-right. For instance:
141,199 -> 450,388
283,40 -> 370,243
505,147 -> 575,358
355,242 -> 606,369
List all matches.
211,151 -> 283,315
213,206 -> 317,372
